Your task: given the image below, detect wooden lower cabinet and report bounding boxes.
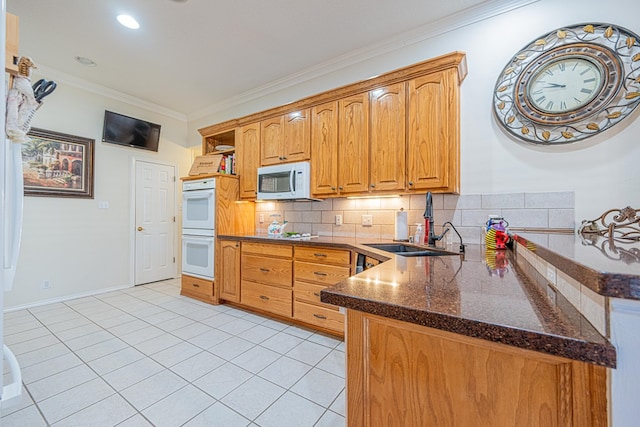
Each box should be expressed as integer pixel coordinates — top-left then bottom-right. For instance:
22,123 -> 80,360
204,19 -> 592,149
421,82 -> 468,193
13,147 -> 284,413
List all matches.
240,243 -> 293,317
218,239 -> 241,302
294,300 -> 344,332
241,280 -> 292,317
293,246 -> 350,333
346,309 -> 607,427
180,274 -> 215,303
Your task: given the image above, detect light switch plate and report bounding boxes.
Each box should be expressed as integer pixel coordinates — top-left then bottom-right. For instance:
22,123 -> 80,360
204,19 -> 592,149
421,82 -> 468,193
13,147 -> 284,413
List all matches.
259,214 -> 265,223
335,214 -> 342,226
362,214 -> 373,226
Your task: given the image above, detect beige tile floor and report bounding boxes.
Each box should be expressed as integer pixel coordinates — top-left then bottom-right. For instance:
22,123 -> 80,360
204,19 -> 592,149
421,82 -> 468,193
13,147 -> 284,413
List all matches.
1,278 -> 346,426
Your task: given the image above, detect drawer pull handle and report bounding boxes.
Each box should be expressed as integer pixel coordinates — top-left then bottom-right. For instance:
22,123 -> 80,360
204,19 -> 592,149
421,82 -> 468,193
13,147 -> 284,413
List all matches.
192,283 -> 200,288
313,292 -> 321,297
259,268 -> 270,273
259,295 -> 270,301
313,314 -> 327,320
314,253 -> 327,257
313,271 -> 328,276
365,263 -> 374,268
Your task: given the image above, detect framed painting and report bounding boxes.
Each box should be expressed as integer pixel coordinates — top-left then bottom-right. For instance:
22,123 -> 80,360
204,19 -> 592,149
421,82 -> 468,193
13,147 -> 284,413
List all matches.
22,128 -> 95,198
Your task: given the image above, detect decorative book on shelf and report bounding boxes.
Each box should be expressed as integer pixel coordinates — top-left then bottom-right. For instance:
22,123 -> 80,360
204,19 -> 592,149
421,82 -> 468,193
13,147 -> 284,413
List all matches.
218,153 -> 236,175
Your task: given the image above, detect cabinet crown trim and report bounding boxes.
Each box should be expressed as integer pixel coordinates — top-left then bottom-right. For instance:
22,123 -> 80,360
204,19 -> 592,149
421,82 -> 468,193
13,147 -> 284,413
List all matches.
198,51 -> 466,137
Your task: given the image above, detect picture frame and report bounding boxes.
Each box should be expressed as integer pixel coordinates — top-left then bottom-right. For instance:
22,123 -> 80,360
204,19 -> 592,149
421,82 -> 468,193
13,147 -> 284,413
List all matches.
22,128 -> 95,198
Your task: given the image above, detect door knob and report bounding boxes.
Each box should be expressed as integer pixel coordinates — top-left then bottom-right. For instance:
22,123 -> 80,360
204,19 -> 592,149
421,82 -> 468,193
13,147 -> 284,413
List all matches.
137,226 -> 144,231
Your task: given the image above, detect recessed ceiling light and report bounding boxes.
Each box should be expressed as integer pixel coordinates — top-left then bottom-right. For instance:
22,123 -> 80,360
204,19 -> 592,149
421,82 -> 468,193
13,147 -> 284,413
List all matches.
74,56 -> 97,67
117,14 -> 140,29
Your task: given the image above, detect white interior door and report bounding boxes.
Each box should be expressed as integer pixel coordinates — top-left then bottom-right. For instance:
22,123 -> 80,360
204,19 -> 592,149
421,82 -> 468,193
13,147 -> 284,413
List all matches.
135,160 -> 176,285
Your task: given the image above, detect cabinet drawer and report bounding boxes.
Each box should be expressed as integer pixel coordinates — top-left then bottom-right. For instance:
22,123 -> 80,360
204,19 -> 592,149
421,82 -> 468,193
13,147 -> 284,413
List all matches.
294,281 -> 340,309
241,280 -> 292,317
181,274 -> 213,298
295,246 -> 350,265
242,242 -> 292,258
294,300 -> 344,333
242,254 -> 292,288
294,261 -> 350,286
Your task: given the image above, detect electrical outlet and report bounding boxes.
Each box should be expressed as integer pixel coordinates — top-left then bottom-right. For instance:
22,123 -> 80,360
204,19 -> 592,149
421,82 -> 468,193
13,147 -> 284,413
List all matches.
546,264 -> 557,284
42,280 -> 51,289
259,214 -> 265,223
335,214 -> 342,226
362,214 -> 373,226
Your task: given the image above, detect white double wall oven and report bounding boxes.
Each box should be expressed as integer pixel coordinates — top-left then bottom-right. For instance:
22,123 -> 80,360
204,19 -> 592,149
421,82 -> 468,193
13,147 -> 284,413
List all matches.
182,178 -> 215,280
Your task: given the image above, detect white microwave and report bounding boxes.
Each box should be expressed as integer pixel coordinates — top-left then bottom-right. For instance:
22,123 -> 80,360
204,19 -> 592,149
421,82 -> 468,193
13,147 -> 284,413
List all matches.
256,161 -> 318,201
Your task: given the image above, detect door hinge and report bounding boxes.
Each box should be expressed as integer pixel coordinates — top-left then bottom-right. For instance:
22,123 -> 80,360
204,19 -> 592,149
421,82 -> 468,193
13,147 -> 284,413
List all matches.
173,216 -> 176,223
173,257 -> 175,263
173,176 -> 176,182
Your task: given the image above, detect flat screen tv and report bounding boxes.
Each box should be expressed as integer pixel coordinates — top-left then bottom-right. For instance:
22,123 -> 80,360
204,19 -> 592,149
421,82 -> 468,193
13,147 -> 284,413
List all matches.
102,110 -> 161,152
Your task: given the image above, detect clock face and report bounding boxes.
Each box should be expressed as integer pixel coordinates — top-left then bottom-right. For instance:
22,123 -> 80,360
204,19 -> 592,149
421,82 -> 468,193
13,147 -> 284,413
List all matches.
493,23 -> 640,144
527,57 -> 604,114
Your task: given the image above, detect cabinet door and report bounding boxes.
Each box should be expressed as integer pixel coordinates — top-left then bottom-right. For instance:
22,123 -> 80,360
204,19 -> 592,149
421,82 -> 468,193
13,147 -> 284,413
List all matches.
283,109 -> 311,163
260,116 -> 284,166
219,240 -> 241,302
6,13 -> 19,74
237,123 -> 260,199
370,83 -> 406,192
407,70 -> 457,192
338,94 -> 369,194
311,102 -> 338,196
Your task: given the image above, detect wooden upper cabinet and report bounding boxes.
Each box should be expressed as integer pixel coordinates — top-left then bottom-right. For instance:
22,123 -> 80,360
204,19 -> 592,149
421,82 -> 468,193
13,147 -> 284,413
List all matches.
283,109 -> 311,162
338,94 -> 370,195
237,123 -> 260,199
199,52 -> 466,197
370,84 -> 406,192
6,13 -> 19,74
311,102 -> 338,196
260,116 -> 284,165
407,70 -> 458,192
261,110 -> 310,166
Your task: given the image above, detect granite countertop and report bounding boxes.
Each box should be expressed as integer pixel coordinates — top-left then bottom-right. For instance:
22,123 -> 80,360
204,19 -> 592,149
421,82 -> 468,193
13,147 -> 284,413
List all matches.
219,233 -> 617,368
512,233 -> 640,300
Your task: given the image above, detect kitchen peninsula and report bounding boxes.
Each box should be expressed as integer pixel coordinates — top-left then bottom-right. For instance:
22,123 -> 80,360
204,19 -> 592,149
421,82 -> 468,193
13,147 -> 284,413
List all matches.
319,229 -> 639,427
214,231 -> 621,426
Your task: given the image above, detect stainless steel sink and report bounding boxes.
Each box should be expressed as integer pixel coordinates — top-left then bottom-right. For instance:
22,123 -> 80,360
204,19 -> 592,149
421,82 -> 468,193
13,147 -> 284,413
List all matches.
363,243 -> 457,257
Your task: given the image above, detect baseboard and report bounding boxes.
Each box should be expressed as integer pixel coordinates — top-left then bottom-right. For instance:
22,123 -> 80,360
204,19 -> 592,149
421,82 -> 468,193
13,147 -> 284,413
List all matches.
3,283 -> 134,313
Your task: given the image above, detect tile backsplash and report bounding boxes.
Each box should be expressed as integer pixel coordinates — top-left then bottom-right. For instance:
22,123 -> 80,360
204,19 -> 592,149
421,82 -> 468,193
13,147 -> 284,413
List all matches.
254,191 -> 575,244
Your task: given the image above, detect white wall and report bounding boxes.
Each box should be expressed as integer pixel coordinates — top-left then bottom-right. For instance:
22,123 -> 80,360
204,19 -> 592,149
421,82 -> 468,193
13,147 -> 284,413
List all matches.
188,0 -> 640,223
6,82 -> 192,309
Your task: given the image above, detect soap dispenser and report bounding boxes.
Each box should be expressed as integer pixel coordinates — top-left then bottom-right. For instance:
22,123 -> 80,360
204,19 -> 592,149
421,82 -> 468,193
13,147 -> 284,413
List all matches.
414,224 -> 423,245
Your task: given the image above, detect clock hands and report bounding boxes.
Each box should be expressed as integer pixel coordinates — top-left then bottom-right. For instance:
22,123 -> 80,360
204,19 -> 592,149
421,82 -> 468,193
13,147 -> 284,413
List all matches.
540,83 -> 567,89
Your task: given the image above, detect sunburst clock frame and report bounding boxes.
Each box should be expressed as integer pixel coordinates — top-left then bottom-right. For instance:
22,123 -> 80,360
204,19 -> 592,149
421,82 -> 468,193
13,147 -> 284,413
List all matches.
493,23 -> 640,144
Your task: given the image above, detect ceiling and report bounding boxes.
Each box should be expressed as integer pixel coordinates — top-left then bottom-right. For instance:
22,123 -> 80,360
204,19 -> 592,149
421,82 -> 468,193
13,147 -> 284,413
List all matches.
9,0 -> 513,121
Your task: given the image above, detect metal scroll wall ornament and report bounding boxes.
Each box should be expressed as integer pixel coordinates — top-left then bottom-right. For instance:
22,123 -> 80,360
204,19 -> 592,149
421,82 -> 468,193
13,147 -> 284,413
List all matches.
579,206 -> 640,264
493,23 -> 640,144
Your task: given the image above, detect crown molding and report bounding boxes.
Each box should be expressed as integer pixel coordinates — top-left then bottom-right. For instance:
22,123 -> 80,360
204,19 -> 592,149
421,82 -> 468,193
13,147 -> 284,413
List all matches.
188,0 -> 539,122
32,65 -> 188,122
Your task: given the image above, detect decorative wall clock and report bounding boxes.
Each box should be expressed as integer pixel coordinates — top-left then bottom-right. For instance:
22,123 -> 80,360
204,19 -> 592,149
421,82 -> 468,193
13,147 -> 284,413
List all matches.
493,23 -> 640,144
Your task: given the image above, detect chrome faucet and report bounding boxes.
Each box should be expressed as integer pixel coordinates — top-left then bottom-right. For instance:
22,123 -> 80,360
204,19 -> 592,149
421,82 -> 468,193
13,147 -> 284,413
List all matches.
424,192 -> 447,247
